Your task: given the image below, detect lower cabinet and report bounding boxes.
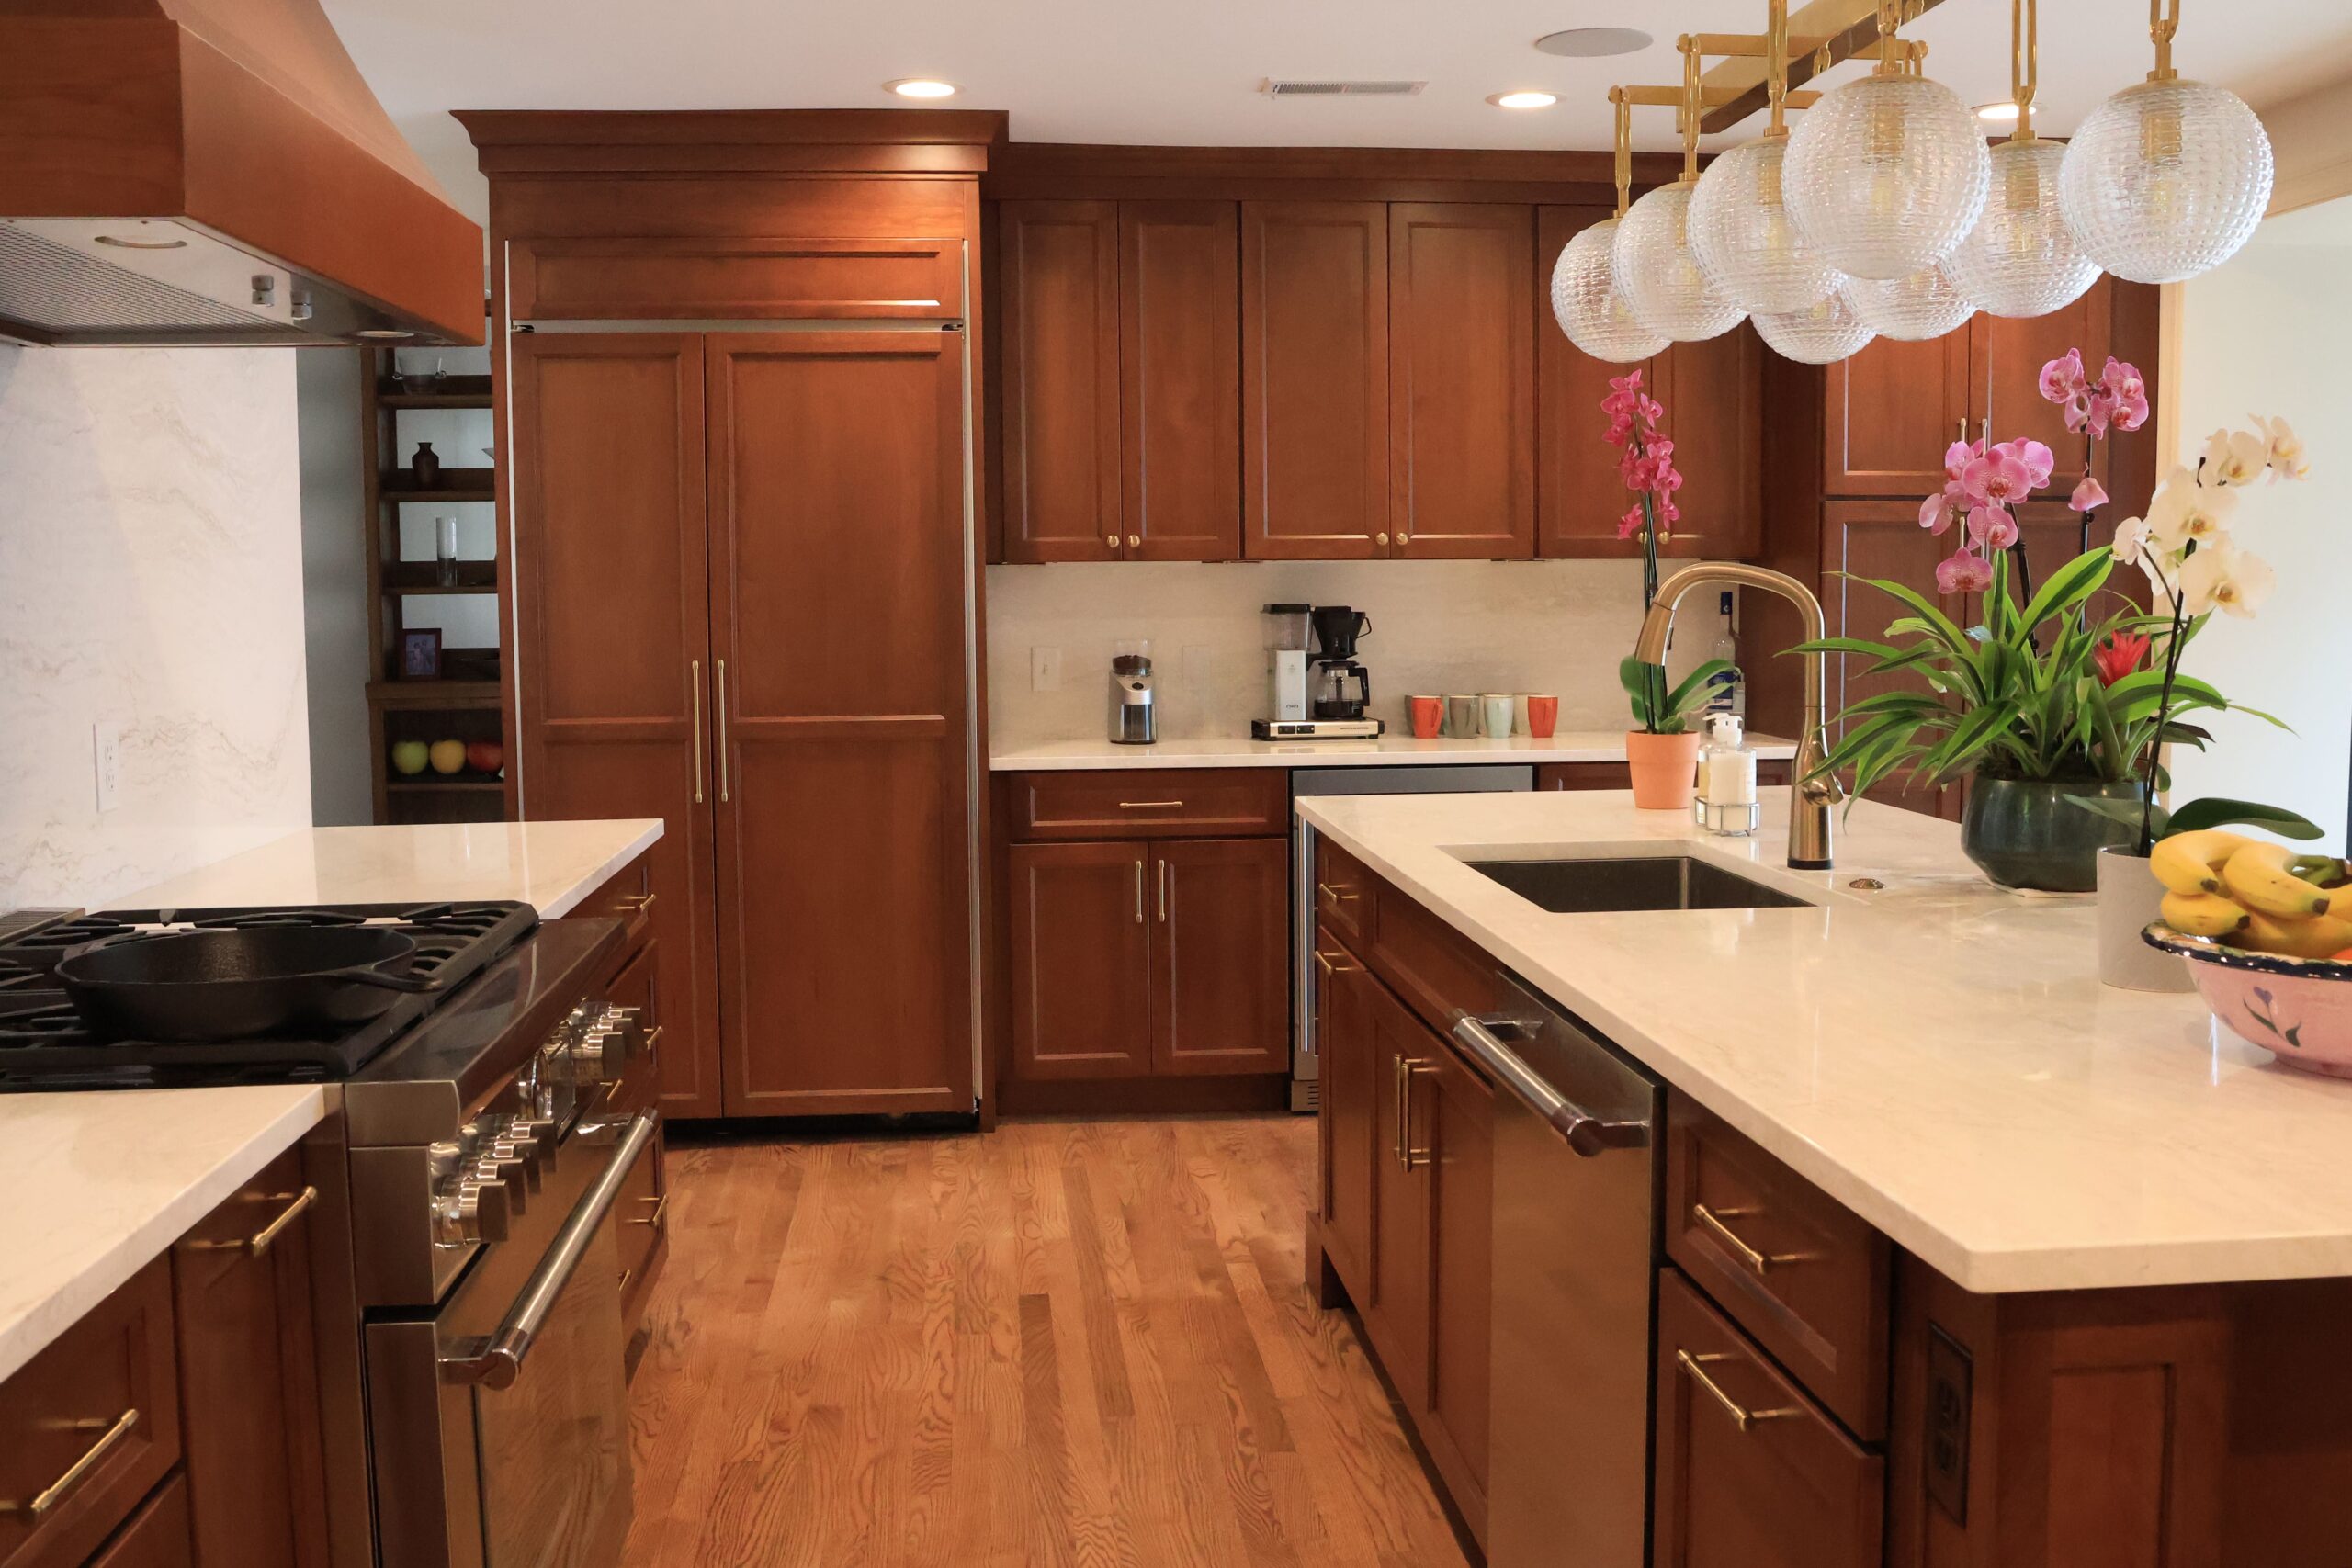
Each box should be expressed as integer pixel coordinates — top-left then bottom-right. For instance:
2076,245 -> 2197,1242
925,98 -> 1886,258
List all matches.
1007,835 -> 1287,1081
1654,1268 -> 1884,1568
84,1477 -> 190,1568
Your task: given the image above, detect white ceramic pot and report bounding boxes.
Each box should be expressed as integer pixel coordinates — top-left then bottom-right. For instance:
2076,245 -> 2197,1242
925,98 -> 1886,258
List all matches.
2096,847 -> 2193,992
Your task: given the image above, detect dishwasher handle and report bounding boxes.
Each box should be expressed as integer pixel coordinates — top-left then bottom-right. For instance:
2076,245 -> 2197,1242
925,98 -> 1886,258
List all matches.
1453,1013 -> 1651,1157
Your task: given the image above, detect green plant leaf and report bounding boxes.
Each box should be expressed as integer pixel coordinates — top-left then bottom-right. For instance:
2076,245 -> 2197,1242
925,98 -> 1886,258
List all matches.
2165,798 -> 2329,840
1920,699 -> 2020,783
1788,637 -> 1904,661
2068,794 -> 2162,833
1666,659 -> 1737,716
2016,547 -> 2114,633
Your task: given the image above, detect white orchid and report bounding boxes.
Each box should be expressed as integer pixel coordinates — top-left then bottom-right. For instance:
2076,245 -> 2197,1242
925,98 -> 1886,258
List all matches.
2256,413 -> 2312,480
2179,541 -> 2277,619
2143,467 -> 2238,558
2109,514 -> 2150,565
2202,426 -> 2269,486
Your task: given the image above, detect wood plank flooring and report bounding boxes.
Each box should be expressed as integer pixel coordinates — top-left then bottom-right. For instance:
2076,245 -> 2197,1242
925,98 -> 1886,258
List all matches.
621,1116 -> 1473,1568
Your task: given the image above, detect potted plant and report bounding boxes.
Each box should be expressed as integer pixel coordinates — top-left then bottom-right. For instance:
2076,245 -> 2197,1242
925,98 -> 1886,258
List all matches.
1604,370 -> 1736,808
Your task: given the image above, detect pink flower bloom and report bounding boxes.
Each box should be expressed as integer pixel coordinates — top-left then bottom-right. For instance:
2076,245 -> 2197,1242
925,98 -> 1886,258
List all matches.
2069,474 -> 2109,513
1943,439 -> 1978,481
2040,349 -> 2087,406
1962,449 -> 2034,509
2102,358 -> 2150,431
1608,369 -> 1645,396
1994,438 -> 2056,490
1659,497 -> 1680,529
1920,490 -> 1955,534
1968,503 -> 2018,551
2060,391 -> 2093,434
1617,506 -> 1645,541
1936,547 -> 1995,596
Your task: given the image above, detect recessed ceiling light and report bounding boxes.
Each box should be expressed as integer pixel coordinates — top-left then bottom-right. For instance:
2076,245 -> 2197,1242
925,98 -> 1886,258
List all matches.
886,78 -> 958,99
1489,90 -> 1559,110
1976,100 -> 2021,123
1533,27 -> 1653,59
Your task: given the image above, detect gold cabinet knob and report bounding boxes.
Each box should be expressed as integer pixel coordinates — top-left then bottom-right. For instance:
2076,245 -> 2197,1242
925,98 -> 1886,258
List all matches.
1126,534 -> 1140,547
1105,534 -> 1119,549
1375,532 -> 1390,547
1396,530 -> 1410,545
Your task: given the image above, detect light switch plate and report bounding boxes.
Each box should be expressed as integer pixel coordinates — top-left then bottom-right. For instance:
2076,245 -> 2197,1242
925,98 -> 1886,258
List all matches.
1031,646 -> 1062,693
93,719 -> 122,813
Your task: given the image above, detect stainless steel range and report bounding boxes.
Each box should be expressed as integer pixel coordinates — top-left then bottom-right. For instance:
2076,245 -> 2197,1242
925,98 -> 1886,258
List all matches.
0,902 -> 657,1568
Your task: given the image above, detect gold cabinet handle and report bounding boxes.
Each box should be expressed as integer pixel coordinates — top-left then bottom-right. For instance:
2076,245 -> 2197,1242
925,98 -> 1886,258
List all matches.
1955,416 -> 1968,446
626,1191 -> 670,1229
1692,1202 -> 1808,1275
1134,859 -> 1145,925
641,1024 -> 663,1059
1117,800 -> 1183,810
689,660 -> 705,806
1375,531 -> 1390,547
1676,1349 -> 1799,1432
0,1408 -> 140,1519
617,892 -> 656,916
618,1267 -> 634,1293
715,659 -> 730,804
247,1187 -> 317,1258
1157,858 -> 1167,922
1311,949 -> 1360,976
1392,1055 -> 1408,1168
1316,881 -> 1360,904
1402,1060 -> 1437,1168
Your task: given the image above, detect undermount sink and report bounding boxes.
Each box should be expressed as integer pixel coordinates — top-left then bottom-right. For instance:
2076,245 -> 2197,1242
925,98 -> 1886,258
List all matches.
1464,855 -> 1814,913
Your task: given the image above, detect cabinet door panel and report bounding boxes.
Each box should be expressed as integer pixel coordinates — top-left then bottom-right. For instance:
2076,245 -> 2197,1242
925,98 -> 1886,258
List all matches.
1424,1040 -> 1495,1540
1242,200 -> 1388,559
1389,203 -> 1535,558
1150,837 -> 1288,1076
707,333 -> 973,1117
1315,931 -> 1375,1299
172,1148 -> 328,1568
1360,976 -> 1433,1412
1654,1269 -> 1883,1568
1009,842 -> 1152,1079
511,333 -> 723,1118
1120,201 -> 1240,561
1536,204 -> 1661,558
1976,276 -> 2114,498
1655,324 -> 1765,558
1827,501 -> 1965,820
1825,330 -> 1973,497
1000,200 -> 1123,562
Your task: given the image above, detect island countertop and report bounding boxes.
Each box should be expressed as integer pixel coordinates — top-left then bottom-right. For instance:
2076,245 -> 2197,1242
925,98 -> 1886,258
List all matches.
993,732 -> 1798,771
102,818 -> 663,917
1295,787 -> 2352,1294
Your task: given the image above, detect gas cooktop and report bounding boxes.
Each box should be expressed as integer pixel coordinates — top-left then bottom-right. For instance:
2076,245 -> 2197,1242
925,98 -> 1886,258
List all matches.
0,901 -> 537,1089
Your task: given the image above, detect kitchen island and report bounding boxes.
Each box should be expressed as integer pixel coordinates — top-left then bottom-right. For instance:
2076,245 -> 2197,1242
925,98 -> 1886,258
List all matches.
1298,786 -> 2352,1567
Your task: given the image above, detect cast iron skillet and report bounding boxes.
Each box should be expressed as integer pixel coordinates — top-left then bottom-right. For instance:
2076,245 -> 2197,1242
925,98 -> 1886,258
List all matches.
54,925 -> 444,1042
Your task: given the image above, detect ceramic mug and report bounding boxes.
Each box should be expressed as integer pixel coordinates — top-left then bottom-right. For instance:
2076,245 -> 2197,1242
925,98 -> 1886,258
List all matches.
1511,694 -> 1532,737
1408,695 -> 1443,739
1446,694 -> 1478,738
1526,694 -> 1560,739
1481,694 -> 1513,739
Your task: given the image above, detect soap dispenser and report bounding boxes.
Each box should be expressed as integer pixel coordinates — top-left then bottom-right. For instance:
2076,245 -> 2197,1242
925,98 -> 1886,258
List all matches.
1695,713 -> 1759,837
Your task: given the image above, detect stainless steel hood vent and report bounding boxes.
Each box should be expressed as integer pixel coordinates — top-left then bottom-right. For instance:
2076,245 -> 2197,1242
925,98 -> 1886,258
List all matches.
0,0 -> 484,346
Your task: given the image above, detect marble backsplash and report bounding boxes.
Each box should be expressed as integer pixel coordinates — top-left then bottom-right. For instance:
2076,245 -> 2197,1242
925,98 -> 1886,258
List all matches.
0,346 -> 311,908
985,558 -> 1737,750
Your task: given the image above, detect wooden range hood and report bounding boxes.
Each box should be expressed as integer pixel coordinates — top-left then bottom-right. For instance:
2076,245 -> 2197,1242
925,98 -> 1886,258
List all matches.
0,0 -> 483,345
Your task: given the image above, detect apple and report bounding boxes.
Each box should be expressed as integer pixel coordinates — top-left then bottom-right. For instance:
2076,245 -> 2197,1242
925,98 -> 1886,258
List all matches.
466,739 -> 503,775
390,739 -> 429,776
428,739 -> 467,775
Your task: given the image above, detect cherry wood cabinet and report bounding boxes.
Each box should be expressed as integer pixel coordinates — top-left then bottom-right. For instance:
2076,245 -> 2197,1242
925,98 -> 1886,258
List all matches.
1654,325 -> 1766,558
1360,971 -> 1434,1415
83,1479 -> 191,1568
1825,501 -> 1966,820
998,200 -> 1123,562
170,1152 -> 329,1568
1240,201 -> 1389,560
1422,1032 -> 1495,1531
1120,201 -> 1240,560
1313,931 -> 1375,1296
1535,204 -> 1643,558
1004,835 -> 1285,1083
1388,203 -> 1535,559
705,332 -> 974,1117
509,333 -> 724,1118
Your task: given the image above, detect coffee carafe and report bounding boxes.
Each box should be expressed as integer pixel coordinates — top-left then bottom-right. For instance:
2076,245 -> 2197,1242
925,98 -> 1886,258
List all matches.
1311,660 -> 1372,719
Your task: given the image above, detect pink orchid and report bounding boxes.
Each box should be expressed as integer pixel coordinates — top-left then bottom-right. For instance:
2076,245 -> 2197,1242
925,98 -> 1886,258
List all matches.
2080,396 -> 2112,437
1967,503 -> 2018,551
2102,358 -> 2150,431
1943,439 -> 1979,481
1659,496 -> 1681,527
1920,488 -> 1958,535
2069,474 -> 2109,513
2040,350 -> 2088,407
1935,548 -> 1995,596
1962,448 -> 2034,509
1635,394 -> 1665,426
1994,438 -> 2056,490
1616,506 -> 1645,541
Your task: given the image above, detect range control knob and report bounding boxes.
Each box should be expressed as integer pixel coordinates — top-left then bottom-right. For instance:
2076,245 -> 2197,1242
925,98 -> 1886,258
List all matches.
490,1119 -> 555,1190
472,1151 -> 528,1211
436,1175 -> 513,1246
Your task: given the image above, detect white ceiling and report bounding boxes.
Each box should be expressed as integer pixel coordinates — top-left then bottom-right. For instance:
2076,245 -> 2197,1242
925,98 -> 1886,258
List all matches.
322,0 -> 2352,224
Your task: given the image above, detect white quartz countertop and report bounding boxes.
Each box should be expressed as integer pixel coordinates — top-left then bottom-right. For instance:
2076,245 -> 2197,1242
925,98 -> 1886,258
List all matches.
103,818 -> 664,918
993,732 -> 1798,771
1296,788 -> 2352,1294
0,1088 -> 326,1382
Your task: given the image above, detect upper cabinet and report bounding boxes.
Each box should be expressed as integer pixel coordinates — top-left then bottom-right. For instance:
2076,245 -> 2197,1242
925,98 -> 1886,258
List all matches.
999,200 -> 1124,561
1241,201 -> 1391,560
1119,202 -> 1242,560
1388,203 -> 1536,559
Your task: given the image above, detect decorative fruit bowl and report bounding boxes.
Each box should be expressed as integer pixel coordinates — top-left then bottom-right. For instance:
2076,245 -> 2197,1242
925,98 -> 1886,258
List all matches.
2143,923 -> 2352,1077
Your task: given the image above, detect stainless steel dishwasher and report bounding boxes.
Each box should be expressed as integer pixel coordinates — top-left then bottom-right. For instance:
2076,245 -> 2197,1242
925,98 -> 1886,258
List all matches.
1453,973 -> 1661,1568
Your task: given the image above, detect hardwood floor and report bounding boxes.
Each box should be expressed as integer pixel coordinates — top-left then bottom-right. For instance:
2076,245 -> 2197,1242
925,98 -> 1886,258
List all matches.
622,1116 -> 1473,1568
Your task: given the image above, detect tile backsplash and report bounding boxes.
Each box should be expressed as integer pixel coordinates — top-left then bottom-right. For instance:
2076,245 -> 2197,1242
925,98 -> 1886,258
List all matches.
986,558 -> 1738,750
0,345 -> 311,908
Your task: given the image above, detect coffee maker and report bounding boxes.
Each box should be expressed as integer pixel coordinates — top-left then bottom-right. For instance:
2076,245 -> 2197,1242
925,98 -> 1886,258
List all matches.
1251,605 -> 1384,739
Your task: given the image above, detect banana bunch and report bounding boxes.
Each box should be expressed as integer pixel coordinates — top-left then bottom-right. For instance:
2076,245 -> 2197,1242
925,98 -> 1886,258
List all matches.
2151,831 -> 2352,958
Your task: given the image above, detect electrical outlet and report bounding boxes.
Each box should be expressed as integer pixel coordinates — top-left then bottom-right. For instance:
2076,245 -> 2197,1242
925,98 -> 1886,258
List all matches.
93,720 -> 122,813
1031,646 -> 1062,693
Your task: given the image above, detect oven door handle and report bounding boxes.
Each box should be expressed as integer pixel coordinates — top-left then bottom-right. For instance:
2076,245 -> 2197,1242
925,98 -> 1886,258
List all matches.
438,1110 -> 659,1391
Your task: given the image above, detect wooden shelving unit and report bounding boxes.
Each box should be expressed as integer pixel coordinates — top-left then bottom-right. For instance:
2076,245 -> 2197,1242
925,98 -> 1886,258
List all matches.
361,343 -> 511,827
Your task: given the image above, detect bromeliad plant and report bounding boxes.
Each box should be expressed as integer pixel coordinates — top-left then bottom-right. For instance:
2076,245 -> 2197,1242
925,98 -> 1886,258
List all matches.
1602,367 -> 1732,733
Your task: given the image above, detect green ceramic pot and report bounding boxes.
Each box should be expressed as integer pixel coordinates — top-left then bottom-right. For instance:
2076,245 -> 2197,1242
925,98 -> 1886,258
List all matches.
1961,775 -> 2144,892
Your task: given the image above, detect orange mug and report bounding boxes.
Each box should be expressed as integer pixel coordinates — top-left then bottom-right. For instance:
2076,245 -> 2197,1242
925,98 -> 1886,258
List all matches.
1526,694 -> 1559,739
1408,694 -> 1443,739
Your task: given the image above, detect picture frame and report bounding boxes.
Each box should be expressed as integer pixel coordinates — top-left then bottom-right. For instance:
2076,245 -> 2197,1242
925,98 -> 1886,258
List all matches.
400,627 -> 443,681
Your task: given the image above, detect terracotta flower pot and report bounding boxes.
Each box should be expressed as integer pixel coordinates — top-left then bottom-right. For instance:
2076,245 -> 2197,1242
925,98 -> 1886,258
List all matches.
1625,729 -> 1702,810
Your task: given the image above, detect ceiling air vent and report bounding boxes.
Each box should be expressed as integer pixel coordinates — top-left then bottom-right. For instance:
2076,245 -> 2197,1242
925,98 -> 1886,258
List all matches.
1263,79 -> 1428,97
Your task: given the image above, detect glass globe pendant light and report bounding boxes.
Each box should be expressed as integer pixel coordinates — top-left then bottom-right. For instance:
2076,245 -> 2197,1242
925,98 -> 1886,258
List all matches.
1947,0 -> 2099,316
1688,1 -> 1843,315
1845,259 -> 1977,340
1782,3 -> 1991,281
1613,38 -> 1747,343
2059,0 -> 2273,284
1550,93 -> 1670,364
1756,288 -> 1876,365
